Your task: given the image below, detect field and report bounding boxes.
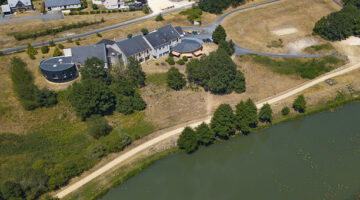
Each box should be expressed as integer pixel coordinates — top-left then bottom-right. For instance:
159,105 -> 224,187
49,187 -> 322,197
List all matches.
221,0 -> 341,54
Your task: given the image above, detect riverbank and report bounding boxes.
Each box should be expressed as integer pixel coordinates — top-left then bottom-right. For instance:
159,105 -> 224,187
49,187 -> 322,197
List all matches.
62,92 -> 360,200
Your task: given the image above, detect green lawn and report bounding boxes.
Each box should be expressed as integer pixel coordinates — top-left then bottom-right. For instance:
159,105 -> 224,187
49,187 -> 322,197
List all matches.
145,73 -> 168,87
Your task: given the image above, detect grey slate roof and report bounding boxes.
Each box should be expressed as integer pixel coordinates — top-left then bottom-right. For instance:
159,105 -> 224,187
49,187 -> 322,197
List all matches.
45,0 -> 80,8
71,44 -> 107,65
97,39 -> 116,46
175,26 -> 184,35
8,0 -> 32,7
116,35 -> 150,58
1,5 -> 11,12
145,24 -> 180,48
40,56 -> 74,72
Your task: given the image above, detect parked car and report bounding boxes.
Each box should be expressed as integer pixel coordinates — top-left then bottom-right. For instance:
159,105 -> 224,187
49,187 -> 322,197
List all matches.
202,38 -> 213,43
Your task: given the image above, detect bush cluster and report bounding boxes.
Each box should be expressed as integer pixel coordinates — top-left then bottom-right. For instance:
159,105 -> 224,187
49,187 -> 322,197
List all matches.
186,48 -> 246,94
178,99 -> 273,153
313,1 -> 360,41
12,20 -> 105,41
10,57 -> 57,110
69,57 -> 146,120
199,0 -> 245,14
180,6 -> 202,23
166,67 -> 186,90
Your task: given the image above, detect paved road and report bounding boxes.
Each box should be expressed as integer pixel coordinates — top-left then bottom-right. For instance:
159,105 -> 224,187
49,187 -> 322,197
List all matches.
0,11 -> 64,24
55,59 -> 360,199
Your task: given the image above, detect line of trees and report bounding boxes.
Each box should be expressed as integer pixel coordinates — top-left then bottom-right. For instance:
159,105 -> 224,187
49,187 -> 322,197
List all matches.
313,0 -> 360,41
68,57 -> 146,120
177,99 -> 272,153
10,57 -> 57,110
12,19 -> 105,41
199,0 -> 245,14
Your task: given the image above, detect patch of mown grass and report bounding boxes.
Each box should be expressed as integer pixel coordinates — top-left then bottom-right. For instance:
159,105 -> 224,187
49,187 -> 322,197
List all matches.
145,73 -> 167,87
304,43 -> 335,54
247,54 -> 346,79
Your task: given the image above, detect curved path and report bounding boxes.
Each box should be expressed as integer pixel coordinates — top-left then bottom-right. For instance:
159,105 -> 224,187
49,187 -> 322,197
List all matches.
56,60 -> 360,199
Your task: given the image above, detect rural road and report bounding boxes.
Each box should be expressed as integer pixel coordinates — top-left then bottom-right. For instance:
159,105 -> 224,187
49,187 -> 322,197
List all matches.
0,3 -> 195,54
56,58 -> 360,198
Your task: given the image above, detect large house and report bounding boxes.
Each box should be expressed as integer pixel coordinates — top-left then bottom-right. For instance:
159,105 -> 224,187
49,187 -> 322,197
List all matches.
44,0 -> 81,11
1,0 -> 33,14
39,25 -> 190,82
92,0 -> 124,9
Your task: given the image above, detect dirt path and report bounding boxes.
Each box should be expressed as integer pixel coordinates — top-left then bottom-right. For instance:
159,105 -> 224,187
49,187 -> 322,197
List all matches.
55,59 -> 360,199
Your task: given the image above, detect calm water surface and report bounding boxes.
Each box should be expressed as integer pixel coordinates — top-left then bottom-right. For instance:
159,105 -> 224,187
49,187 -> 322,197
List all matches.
100,103 -> 360,200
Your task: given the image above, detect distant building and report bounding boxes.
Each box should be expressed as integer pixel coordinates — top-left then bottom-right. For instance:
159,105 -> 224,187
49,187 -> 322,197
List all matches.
92,0 -> 124,9
1,0 -> 33,14
44,0 -> 81,11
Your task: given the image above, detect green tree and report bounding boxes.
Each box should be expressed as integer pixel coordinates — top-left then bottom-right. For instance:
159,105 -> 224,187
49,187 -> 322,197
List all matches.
141,28 -> 149,35
127,57 -> 146,87
41,1 -> 46,13
69,79 -> 115,120
177,127 -> 198,153
155,14 -> 164,21
293,95 -> 306,113
212,25 -> 227,44
0,181 -> 25,200
259,103 -> 272,123
210,104 -> 236,139
167,67 -> 186,90
218,40 -> 235,55
142,6 -> 150,14
53,47 -> 63,57
195,122 -> 214,145
92,3 -> 98,9
26,43 -> 38,59
57,44 -> 64,49
127,34 -> 133,39
86,115 -> 112,139
232,70 -> 246,93
80,57 -> 109,82
235,100 -> 250,134
281,106 -> 290,116
245,98 -> 258,128
41,45 -> 50,54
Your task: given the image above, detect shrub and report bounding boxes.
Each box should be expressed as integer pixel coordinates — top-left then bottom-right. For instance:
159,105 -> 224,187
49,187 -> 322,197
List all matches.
41,45 -> 49,54
233,70 -> 246,94
127,34 -> 133,39
177,127 -> 198,153
141,28 -> 149,35
182,56 -> 188,62
155,14 -> 164,21
57,44 -> 64,49
86,115 -> 112,139
167,67 -> 186,90
142,6 -> 150,14
281,106 -> 290,116
96,32 -> 102,37
176,59 -> 185,65
199,0 -> 245,14
67,39 -> 73,43
92,3 -> 98,9
100,130 -> 132,153
49,40 -> 56,47
0,181 -> 25,200
180,6 -> 203,23
26,44 -> 38,59
166,55 -> 175,65
53,47 -> 63,57
293,95 -> 307,113
76,41 -> 80,45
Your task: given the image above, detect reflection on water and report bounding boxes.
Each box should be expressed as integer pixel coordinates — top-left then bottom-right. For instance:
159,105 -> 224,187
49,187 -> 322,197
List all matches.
100,103 -> 360,200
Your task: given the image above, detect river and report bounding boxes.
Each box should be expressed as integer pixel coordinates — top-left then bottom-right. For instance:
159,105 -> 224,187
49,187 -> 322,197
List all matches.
100,103 -> 360,200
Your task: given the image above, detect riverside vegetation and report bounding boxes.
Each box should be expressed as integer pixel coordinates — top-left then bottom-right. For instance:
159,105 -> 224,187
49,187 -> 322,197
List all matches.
0,56 -> 149,200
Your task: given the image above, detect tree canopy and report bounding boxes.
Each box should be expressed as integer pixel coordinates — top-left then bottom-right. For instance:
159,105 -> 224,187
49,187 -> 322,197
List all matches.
177,127 -> 198,153
86,115 -> 112,139
186,48 -> 246,94
0,181 -> 25,200
80,57 -> 110,82
167,67 -> 186,90
293,95 -> 307,113
196,122 -> 215,145
199,0 -> 245,14
210,104 -> 236,139
212,25 -> 227,44
259,103 -> 272,123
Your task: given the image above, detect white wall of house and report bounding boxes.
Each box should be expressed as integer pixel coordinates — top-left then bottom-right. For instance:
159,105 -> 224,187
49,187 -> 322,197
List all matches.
48,4 -> 80,10
92,0 -> 103,5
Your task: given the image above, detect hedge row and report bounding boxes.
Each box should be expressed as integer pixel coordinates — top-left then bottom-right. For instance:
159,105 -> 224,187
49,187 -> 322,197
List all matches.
12,19 -> 105,41
66,7 -> 142,16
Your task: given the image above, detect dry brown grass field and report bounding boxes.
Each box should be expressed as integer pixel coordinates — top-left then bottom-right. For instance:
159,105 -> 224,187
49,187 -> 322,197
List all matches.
222,0 -> 341,54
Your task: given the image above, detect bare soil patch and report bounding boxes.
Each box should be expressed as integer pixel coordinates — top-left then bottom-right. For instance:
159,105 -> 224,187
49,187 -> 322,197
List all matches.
272,27 -> 298,36
287,37 -> 320,55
